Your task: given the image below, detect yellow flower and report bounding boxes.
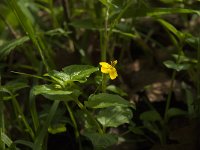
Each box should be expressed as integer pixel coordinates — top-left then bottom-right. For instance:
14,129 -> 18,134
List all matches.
99,60 -> 118,80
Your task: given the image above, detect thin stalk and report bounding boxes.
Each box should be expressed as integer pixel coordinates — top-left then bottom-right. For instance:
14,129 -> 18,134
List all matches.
29,90 -> 39,133
0,75 -> 5,150
101,7 -> 109,62
100,7 -> 109,92
0,102 -> 5,150
74,99 -> 103,134
164,70 -> 176,122
107,0 -> 133,38
11,95 -> 35,139
196,37 -> 200,114
64,102 -> 82,150
7,0 -> 50,72
49,0 -> 58,28
101,75 -> 107,93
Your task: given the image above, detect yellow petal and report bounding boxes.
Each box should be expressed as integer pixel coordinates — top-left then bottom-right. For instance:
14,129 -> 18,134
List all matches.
99,62 -> 112,68
101,66 -> 110,74
109,68 -> 118,80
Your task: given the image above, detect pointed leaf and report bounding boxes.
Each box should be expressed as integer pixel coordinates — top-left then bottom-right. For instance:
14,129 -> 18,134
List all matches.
32,84 -> 79,101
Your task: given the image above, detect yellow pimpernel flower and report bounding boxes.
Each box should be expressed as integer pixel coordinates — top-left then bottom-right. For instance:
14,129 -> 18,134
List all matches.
99,60 -> 118,80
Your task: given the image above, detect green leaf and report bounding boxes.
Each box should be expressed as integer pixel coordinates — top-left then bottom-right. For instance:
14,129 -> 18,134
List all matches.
99,0 -> 118,8
85,93 -> 132,109
148,8 -> 200,17
172,54 -> 197,64
96,106 -> 133,127
106,85 -> 128,96
164,60 -> 191,71
62,65 -> 99,83
32,84 -> 78,101
83,131 -> 118,149
158,19 -> 182,40
48,124 -> 67,134
140,110 -> 162,122
166,108 -> 187,119
75,110 -> 97,130
0,36 -> 29,60
45,70 -> 70,86
1,132 -> 13,147
129,126 -> 144,135
14,140 -> 34,149
4,79 -> 29,93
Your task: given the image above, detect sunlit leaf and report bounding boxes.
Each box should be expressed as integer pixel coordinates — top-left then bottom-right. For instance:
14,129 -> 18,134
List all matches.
85,93 -> 133,108
62,65 -> 99,83
32,84 -> 80,101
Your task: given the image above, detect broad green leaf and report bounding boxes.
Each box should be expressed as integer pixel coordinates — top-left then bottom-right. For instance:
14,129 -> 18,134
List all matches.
45,70 -> 70,86
164,60 -> 191,71
166,108 -> 187,119
46,66 -> 98,86
140,110 -> 162,122
32,84 -> 78,101
96,106 -> 132,127
83,131 -> 118,149
85,93 -> 132,108
0,36 -> 29,60
62,65 -> 99,83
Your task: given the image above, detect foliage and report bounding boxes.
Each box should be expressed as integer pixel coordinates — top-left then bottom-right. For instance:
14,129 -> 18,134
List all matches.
0,0 -> 200,149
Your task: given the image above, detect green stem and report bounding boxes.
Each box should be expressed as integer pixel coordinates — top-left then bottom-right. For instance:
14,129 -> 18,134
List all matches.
0,75 -> 5,150
196,37 -> 200,114
101,74 -> 107,93
64,102 -> 82,150
101,7 -> 109,61
164,70 -> 176,122
29,90 -> 39,132
11,95 -> 35,139
74,99 -> 103,134
49,0 -> 58,28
